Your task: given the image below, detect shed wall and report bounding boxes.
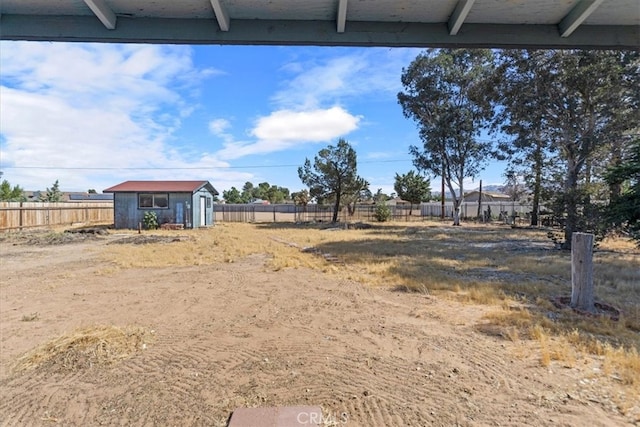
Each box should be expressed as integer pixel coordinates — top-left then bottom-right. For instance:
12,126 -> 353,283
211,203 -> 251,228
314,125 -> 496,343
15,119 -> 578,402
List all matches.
113,192 -> 193,229
191,188 -> 215,227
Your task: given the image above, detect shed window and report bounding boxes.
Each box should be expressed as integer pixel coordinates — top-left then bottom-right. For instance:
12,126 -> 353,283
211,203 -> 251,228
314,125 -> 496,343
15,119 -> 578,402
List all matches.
139,193 -> 169,209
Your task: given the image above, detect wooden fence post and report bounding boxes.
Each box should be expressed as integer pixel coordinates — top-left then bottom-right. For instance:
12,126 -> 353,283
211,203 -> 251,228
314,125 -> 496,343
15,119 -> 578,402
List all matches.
571,232 -> 595,313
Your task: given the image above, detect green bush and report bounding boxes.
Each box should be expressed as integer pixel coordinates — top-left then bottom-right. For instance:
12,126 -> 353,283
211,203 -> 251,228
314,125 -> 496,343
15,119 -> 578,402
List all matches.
374,201 -> 391,222
143,211 -> 159,230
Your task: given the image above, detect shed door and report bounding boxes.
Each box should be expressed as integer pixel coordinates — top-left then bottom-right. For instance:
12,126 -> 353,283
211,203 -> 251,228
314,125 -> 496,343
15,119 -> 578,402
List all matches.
176,203 -> 184,225
199,196 -> 206,226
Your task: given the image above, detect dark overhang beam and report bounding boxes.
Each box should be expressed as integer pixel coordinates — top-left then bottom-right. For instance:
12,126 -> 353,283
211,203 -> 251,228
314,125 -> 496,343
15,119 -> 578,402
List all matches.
559,0 -> 605,37
0,16 -> 638,50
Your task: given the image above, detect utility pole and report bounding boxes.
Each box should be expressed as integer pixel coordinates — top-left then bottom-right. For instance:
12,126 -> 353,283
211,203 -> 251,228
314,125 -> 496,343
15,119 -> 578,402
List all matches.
477,179 -> 483,221
440,164 -> 445,220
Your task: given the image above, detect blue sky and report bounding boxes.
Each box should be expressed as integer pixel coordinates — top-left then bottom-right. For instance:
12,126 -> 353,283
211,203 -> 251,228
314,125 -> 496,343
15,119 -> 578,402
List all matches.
0,42 -> 507,196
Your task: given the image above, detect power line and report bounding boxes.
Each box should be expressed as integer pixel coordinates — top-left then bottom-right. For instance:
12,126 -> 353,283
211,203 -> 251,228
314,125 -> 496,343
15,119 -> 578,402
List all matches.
2,159 -> 413,171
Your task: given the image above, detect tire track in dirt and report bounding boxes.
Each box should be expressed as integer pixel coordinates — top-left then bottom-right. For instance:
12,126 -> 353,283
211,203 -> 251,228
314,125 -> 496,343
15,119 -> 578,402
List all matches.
289,299 -> 521,426
1,370 -> 96,426
2,322 -> 518,427
95,380 -> 218,426
90,334 -> 222,426
313,356 -> 441,425
2,244 -> 635,426
206,264 -> 518,425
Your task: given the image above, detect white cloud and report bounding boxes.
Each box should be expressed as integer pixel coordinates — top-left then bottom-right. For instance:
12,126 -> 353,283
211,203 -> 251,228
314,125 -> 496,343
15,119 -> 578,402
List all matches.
0,41 -> 232,191
209,118 -> 231,134
251,107 -> 359,142
216,107 -> 360,160
272,48 -> 419,109
208,118 -> 235,145
0,43 -> 420,192
203,48 -> 418,163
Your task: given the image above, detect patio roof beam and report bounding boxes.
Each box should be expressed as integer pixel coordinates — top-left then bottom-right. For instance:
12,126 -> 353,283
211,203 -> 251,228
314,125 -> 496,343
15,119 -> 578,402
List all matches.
559,0 -> 605,37
83,0 -> 117,30
210,0 -> 230,32
337,0 -> 348,33
448,0 -> 476,35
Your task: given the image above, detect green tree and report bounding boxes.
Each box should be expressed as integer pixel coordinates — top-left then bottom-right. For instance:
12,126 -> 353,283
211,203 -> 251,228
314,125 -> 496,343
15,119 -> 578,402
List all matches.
298,139 -> 366,223
492,50 -> 639,247
503,169 -> 527,202
0,179 -> 25,202
264,184 -> 290,204
398,49 -> 496,225
40,179 -> 63,202
490,50 -> 556,227
373,188 -> 390,203
342,176 -> 371,216
241,181 -> 255,203
222,187 -> 243,204
240,181 -> 290,204
255,182 -> 271,201
605,138 -> 640,245
394,171 -> 431,215
292,189 -> 310,207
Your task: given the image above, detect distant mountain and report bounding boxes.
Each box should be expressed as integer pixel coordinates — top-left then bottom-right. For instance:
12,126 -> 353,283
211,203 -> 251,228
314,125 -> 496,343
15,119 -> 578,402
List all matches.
431,184 -> 506,198
470,184 -> 505,193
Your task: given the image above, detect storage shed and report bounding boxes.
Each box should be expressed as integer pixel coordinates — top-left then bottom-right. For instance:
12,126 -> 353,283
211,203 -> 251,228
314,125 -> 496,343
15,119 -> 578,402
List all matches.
104,180 -> 218,229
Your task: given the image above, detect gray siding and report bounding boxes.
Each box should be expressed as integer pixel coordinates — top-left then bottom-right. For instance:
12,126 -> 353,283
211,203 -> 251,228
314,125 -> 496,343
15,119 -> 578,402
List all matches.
192,188 -> 215,227
113,189 -> 216,229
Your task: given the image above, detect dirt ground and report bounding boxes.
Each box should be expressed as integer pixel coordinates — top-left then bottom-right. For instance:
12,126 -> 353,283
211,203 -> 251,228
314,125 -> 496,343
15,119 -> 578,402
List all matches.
0,230 -> 637,426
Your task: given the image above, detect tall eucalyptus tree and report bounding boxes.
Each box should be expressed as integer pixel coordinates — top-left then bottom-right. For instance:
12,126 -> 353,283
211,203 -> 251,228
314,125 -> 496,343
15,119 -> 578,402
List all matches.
398,49 -> 496,225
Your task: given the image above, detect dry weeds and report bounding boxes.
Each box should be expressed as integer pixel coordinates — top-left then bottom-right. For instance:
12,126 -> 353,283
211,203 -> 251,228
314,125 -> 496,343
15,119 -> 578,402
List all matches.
100,221 -> 639,393
13,325 -> 153,373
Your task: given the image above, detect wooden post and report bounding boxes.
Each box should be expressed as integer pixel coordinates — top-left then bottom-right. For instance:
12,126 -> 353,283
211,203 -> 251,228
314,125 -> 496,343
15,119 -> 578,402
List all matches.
570,232 -> 595,313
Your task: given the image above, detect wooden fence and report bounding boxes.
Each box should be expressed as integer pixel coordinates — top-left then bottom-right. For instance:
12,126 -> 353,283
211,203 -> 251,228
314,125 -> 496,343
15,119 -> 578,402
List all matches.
0,202 -> 114,231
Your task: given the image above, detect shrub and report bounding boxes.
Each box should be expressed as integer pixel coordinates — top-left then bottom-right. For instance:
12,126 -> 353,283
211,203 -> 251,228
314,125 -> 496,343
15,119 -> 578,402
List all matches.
374,201 -> 391,222
143,211 -> 159,230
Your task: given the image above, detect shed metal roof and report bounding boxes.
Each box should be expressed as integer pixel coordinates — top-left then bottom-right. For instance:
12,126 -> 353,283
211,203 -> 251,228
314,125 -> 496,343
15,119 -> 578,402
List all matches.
0,0 -> 638,49
104,180 -> 219,195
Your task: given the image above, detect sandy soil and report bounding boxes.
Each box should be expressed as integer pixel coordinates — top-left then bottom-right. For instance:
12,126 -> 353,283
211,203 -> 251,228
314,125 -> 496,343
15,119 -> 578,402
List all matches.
0,232 -> 637,426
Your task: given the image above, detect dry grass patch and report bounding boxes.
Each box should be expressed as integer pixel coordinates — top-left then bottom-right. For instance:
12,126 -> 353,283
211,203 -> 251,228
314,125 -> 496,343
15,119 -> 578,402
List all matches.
101,223 -> 337,272
602,346 -> 640,386
101,222 -> 638,324
13,325 -> 152,373
219,222 -> 638,335
482,308 -> 640,387
99,221 -> 639,390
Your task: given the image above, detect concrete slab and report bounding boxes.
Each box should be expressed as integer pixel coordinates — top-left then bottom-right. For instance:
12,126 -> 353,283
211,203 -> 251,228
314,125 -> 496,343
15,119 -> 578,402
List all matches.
228,406 -> 322,427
